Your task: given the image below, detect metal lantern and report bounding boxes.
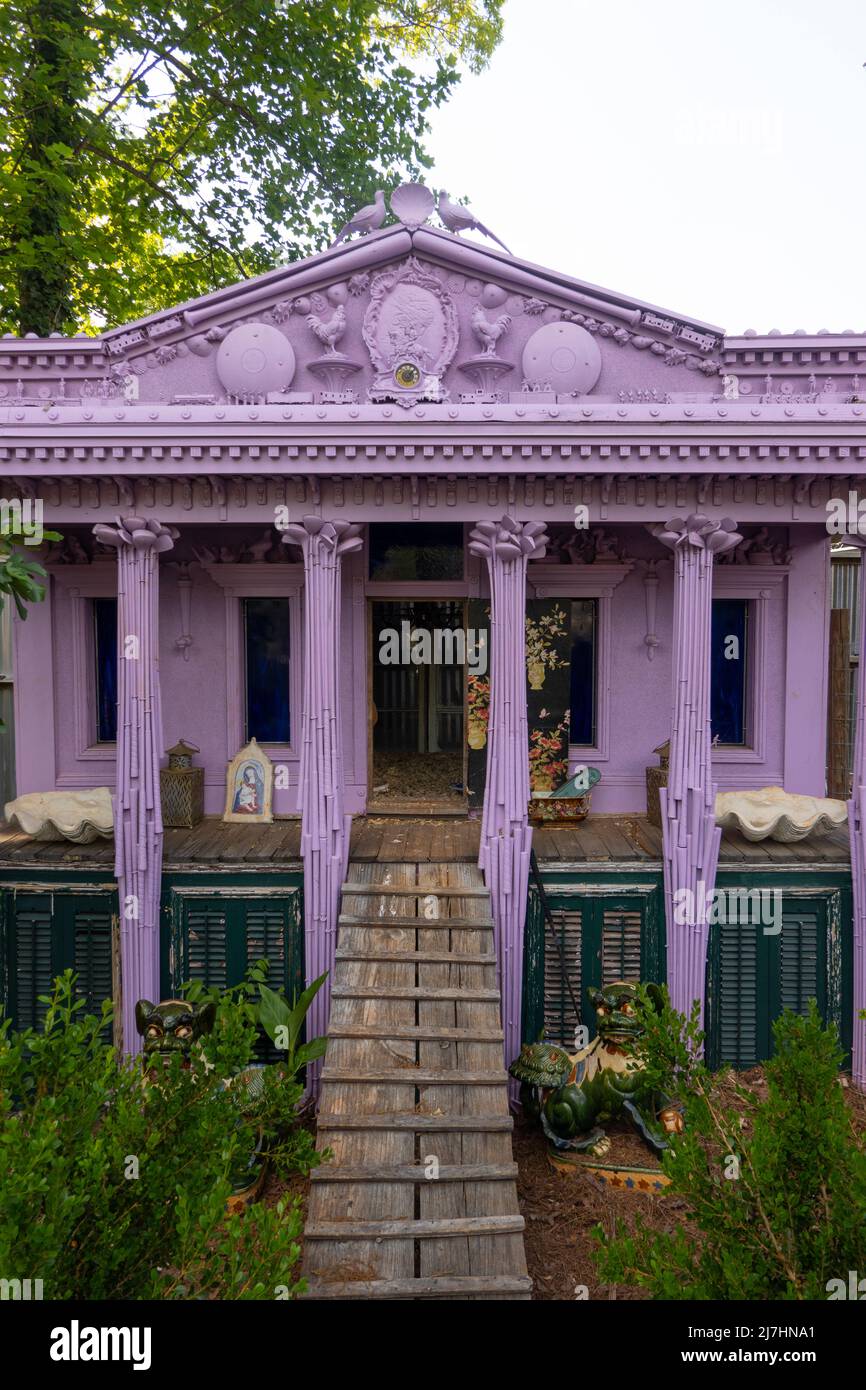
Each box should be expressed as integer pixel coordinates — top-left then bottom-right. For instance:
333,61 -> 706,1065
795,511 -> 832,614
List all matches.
645,739 -> 670,829
160,739 -> 204,828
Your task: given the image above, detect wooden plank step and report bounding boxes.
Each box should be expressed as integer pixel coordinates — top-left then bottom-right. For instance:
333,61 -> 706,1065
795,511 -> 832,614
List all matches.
328,1023 -> 503,1042
335,949 -> 498,964
316,1113 -> 513,1132
303,1275 -> 533,1300
310,1161 -> 518,1183
330,985 -> 500,1002
342,883 -> 488,897
338,915 -> 494,930
305,1214 -> 524,1241
321,1068 -> 508,1085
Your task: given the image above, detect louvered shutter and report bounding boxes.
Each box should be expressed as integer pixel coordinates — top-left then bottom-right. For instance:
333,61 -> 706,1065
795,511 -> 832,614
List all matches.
779,910 -> 822,1015
601,909 -> 642,984
12,895 -> 53,1031
544,908 -> 582,1046
716,921 -> 760,1068
184,905 -> 228,989
246,905 -> 287,982
72,904 -> 113,1033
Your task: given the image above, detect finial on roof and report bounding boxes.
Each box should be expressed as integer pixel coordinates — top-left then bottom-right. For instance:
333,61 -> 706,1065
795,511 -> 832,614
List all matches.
330,190 -> 387,247
389,182 -> 434,229
437,190 -> 511,255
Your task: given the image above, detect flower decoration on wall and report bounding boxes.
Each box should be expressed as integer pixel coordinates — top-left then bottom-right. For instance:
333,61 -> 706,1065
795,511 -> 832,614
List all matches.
650,513 -> 742,556
467,674 -> 490,749
529,712 -> 570,792
525,604 -> 569,690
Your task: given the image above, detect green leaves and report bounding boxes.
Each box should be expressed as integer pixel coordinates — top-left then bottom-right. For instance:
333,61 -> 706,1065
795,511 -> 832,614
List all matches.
258,970 -> 327,1077
1,0 -> 505,333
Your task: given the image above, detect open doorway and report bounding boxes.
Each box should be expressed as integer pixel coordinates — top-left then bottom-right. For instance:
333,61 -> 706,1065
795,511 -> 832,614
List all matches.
369,599 -> 466,810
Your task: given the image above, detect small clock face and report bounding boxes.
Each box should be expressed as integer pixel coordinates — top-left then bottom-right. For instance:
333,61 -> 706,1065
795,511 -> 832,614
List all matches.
394,361 -> 421,389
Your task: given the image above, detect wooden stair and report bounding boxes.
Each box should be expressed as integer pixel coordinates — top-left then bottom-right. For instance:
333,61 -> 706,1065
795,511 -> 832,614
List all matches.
301,861 -> 531,1301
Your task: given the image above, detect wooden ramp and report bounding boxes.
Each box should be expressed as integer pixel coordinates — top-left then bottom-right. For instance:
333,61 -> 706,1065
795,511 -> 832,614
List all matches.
302,861 -> 531,1301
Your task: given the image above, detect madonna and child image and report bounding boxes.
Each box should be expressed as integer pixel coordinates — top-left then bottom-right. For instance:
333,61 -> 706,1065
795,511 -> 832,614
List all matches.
223,739 -> 274,824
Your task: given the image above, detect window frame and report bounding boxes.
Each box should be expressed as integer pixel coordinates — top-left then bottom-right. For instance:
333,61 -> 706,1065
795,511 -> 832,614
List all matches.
50,564 -> 118,760
201,563 -> 303,760
528,562 -> 632,764
711,567 -> 787,764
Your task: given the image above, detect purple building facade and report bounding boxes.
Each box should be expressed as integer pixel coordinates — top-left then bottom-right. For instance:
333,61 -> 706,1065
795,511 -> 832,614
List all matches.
2,186 -> 863,1081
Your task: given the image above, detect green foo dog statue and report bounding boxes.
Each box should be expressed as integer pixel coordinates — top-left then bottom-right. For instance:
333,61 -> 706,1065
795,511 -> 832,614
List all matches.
135,998 -> 216,1072
510,981 -> 683,1159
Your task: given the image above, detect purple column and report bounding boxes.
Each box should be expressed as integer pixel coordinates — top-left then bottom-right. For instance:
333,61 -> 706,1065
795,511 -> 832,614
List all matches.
282,516 -> 363,1095
844,535 -> 866,1088
92,515 -> 177,1052
469,516 -> 548,1079
651,514 -> 742,1026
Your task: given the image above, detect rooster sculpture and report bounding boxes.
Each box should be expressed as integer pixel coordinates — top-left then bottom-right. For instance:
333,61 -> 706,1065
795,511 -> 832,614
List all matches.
306,293 -> 347,356
472,302 -> 512,357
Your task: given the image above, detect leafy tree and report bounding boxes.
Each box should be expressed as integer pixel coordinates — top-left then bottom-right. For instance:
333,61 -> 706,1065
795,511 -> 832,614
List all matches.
0,0 -> 504,336
594,998 -> 866,1300
0,516 -> 60,620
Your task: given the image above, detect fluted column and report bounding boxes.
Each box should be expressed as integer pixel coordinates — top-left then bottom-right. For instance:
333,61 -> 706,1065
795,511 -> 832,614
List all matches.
469,516 -> 548,1078
92,515 -> 177,1052
282,516 -> 362,1095
843,535 -> 866,1088
651,514 -> 742,1026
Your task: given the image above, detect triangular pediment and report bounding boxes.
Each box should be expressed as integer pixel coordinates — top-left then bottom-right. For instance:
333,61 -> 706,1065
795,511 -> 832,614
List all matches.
88,199 -> 726,407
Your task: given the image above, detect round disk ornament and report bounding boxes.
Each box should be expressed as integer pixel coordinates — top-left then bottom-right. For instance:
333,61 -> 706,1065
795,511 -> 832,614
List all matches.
522,320 -> 602,396
394,361 -> 421,389
216,322 -> 295,396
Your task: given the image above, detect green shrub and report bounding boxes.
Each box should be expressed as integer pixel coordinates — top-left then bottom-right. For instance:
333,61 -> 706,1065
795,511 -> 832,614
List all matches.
0,971 -> 317,1299
594,995 -> 866,1300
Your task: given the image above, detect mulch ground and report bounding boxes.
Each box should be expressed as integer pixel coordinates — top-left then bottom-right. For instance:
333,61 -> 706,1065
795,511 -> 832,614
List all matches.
263,1068 -> 866,1301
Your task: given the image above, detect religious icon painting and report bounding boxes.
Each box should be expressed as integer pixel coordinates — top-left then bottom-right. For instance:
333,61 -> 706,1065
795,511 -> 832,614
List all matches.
223,738 -> 274,824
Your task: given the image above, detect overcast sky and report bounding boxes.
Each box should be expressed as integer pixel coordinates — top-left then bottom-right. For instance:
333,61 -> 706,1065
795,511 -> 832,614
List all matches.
425,0 -> 866,334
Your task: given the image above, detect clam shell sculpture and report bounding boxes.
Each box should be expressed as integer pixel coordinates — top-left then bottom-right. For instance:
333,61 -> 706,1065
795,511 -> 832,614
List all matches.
4,788 -> 114,843
715,786 -> 847,843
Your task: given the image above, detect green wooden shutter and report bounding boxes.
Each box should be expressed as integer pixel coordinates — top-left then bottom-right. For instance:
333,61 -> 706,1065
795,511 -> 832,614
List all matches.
544,907 -> 582,1046
71,901 -> 114,1033
778,909 -> 824,1015
184,904 -> 229,989
12,894 -> 54,1031
717,924 -> 761,1068
245,904 -> 288,984
601,908 -> 643,985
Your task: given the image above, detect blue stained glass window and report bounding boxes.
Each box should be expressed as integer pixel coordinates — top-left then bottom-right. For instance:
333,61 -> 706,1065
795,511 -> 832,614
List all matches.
244,598 -> 290,743
570,599 -> 597,746
711,598 -> 749,746
93,597 -> 118,743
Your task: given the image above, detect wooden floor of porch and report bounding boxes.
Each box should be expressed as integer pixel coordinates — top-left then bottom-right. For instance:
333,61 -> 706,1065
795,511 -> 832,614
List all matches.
0,813 -> 851,871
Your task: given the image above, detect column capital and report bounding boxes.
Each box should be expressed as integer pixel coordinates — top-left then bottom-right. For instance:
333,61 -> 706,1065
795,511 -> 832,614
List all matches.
92,515 -> 177,553
650,513 -> 742,557
280,515 -> 363,557
469,514 -> 548,563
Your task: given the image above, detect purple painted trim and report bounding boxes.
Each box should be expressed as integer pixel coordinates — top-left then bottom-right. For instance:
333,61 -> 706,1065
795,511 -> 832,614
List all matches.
469,516 -> 548,1087
653,515 -> 742,1028
280,515 -> 363,1096
91,515 -> 177,1053
844,535 -> 866,1089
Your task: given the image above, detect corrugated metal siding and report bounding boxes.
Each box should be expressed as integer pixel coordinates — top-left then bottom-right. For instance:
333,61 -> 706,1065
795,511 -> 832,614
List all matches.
832,555 -> 860,658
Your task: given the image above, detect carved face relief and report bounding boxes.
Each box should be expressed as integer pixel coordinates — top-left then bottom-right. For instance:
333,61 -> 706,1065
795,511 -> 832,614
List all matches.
363,257 -> 458,404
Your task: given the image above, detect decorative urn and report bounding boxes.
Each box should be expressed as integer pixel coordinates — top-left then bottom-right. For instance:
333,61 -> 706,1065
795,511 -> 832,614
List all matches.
160,739 -> 204,828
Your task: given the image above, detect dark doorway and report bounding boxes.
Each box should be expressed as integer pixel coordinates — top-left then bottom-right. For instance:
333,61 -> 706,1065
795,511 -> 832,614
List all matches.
370,599 -> 466,809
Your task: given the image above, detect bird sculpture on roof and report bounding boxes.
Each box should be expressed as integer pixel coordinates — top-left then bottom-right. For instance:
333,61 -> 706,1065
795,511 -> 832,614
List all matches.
437,190 -> 511,254
330,190 -> 387,246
